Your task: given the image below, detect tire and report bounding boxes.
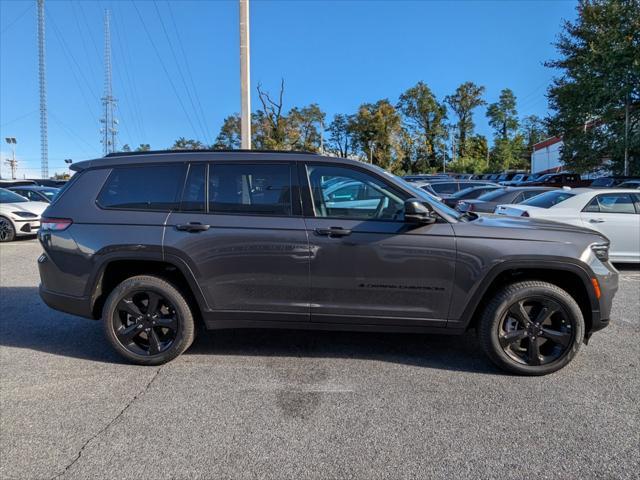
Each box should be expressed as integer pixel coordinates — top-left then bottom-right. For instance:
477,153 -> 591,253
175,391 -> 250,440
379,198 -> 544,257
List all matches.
478,281 -> 585,376
0,216 -> 16,242
103,275 -> 195,365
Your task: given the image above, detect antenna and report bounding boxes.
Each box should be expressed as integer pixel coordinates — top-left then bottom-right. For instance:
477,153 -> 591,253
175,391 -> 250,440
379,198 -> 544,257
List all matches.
101,9 -> 118,156
37,0 -> 48,178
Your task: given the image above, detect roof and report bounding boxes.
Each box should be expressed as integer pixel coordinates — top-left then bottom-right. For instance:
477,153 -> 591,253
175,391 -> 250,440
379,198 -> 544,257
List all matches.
8,185 -> 58,191
533,136 -> 563,151
70,149 -> 337,172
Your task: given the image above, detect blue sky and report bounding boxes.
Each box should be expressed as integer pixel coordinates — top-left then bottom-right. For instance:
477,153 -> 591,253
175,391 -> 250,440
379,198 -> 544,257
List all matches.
0,0 -> 577,178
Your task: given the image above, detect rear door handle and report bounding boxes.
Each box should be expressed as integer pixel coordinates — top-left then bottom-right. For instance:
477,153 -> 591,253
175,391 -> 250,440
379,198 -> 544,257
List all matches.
176,222 -> 210,232
589,218 -> 605,223
314,227 -> 352,238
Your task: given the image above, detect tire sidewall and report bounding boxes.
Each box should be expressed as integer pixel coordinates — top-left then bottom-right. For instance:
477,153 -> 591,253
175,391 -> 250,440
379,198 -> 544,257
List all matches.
103,276 -> 195,365
483,283 -> 585,375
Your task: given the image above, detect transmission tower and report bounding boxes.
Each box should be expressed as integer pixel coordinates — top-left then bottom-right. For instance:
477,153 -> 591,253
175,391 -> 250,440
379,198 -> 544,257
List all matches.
37,0 -> 48,178
100,9 -> 118,155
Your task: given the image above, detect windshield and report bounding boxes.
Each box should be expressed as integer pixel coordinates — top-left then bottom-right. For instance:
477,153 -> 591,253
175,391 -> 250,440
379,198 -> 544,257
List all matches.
520,190 -> 575,208
476,188 -> 508,201
378,168 -> 463,220
0,188 -> 28,203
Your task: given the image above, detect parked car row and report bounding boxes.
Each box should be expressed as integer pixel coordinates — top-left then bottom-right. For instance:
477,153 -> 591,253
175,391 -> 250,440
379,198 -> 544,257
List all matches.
0,186 -> 60,242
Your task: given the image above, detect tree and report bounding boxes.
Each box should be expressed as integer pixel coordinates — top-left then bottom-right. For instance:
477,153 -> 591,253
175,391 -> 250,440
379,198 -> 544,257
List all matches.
520,115 -> 548,165
350,99 -> 404,171
121,144 -> 131,152
325,114 -> 355,158
445,82 -> 486,157
171,137 -> 205,150
546,0 -> 640,175
255,80 -> 288,149
486,88 -> 519,140
213,114 -> 241,149
287,104 -> 325,152
136,144 -> 151,152
397,82 -> 448,171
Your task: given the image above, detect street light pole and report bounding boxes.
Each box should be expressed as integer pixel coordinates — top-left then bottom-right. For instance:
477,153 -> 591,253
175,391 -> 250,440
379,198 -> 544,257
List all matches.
4,137 -> 17,180
239,0 -> 251,150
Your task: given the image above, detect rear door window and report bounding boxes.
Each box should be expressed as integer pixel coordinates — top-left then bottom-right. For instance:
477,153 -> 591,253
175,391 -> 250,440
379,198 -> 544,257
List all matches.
180,164 -> 207,212
583,193 -> 637,214
209,163 -> 293,216
97,164 -> 186,211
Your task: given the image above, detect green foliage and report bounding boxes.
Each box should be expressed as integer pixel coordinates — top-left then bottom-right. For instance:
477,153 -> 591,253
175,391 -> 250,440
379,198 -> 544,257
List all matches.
171,137 -> 205,150
326,114 -> 355,158
213,114 -> 241,149
121,143 -> 152,152
349,99 -> 404,172
445,82 -> 486,157
546,0 -> 640,175
487,89 -> 519,140
397,82 -> 448,171
490,136 -> 527,171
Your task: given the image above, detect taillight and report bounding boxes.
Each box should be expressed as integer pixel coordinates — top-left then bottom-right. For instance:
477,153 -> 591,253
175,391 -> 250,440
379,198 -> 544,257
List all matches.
40,217 -> 73,231
520,211 -> 530,217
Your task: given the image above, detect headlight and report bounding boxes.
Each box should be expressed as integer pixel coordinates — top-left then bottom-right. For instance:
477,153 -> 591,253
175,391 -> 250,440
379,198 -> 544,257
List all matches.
591,243 -> 609,262
12,211 -> 38,218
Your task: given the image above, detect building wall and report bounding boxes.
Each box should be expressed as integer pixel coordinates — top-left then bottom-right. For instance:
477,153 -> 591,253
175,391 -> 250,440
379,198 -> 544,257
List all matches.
531,139 -> 563,174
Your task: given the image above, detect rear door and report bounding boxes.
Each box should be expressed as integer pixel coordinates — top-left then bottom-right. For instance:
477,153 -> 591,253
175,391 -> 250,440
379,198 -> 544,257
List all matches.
301,162 -> 456,326
164,161 -> 310,322
580,192 -> 640,261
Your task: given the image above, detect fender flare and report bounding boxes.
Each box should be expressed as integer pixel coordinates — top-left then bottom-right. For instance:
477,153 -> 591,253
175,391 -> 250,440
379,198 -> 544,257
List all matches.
455,256 -> 599,329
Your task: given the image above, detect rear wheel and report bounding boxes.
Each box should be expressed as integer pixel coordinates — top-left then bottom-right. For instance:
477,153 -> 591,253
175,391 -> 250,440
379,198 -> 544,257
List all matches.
0,216 -> 16,242
102,275 -> 195,365
478,281 -> 584,375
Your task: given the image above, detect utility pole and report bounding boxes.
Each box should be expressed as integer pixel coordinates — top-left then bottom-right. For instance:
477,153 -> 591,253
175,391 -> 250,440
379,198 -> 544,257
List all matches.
239,0 -> 251,149
37,0 -> 48,179
624,93 -> 629,176
100,9 -> 118,156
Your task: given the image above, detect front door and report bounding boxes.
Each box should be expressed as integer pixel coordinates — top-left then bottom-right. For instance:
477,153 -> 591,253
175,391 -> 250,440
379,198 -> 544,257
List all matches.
301,163 -> 456,326
580,192 -> 640,262
164,161 -> 310,321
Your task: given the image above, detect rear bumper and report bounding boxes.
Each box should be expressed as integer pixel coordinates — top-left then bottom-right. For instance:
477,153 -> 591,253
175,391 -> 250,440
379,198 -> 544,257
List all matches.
39,284 -> 94,319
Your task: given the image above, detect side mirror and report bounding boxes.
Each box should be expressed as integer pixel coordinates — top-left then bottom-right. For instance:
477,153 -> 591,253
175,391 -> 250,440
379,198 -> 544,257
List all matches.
404,198 -> 436,225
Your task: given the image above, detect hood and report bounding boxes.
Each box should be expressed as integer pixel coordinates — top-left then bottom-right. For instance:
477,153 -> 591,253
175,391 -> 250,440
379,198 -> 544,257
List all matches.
453,214 -> 608,245
4,201 -> 48,216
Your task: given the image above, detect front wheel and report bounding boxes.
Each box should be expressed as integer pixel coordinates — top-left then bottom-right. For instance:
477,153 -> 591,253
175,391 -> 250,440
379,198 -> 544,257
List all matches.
478,281 -> 585,375
0,216 -> 16,242
103,275 -> 195,365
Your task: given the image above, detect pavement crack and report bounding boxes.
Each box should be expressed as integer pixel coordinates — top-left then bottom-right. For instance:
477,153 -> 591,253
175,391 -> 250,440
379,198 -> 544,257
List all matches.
49,366 -> 164,480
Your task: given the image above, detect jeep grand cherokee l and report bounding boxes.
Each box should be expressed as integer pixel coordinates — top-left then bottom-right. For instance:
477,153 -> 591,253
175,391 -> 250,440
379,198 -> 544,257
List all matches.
37,151 -> 618,375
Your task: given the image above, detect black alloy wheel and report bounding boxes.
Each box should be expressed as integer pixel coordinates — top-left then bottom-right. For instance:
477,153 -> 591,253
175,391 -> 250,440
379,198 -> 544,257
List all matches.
478,281 -> 584,375
0,217 -> 16,242
498,297 -> 575,367
103,275 -> 195,365
113,290 -> 179,356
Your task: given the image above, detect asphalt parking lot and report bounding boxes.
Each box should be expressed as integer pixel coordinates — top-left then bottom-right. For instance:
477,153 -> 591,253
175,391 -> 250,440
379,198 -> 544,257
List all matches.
1,238 -> 638,480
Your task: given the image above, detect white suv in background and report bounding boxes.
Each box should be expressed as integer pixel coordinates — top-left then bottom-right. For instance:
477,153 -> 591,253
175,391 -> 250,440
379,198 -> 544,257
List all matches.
0,188 -> 47,242
495,188 -> 640,263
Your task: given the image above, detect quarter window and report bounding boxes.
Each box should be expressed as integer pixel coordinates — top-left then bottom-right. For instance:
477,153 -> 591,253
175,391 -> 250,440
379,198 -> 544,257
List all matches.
584,193 -> 637,214
209,163 -> 292,215
97,164 -> 186,211
306,165 -> 404,220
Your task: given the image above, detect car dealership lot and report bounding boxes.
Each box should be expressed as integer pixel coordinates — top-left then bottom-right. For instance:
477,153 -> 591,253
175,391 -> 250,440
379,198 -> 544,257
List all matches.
1,239 -> 638,480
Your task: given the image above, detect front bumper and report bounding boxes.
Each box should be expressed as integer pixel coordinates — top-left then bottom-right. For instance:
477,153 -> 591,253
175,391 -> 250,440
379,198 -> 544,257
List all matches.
13,218 -> 40,235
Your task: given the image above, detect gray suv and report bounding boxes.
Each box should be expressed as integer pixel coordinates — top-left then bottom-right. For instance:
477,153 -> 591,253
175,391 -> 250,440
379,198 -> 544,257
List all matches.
38,151 -> 618,375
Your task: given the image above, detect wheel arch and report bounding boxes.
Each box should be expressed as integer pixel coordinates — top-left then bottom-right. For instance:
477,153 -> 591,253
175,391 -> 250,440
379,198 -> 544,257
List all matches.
460,260 -> 598,335
89,254 -> 209,322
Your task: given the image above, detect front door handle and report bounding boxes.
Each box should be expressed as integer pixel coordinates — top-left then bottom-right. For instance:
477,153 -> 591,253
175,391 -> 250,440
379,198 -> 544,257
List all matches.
589,218 -> 605,223
176,222 -> 211,232
314,227 -> 352,238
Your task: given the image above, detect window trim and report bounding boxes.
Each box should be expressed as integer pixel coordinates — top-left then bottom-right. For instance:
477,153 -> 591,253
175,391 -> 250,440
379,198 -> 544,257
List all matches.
301,162 -> 409,222
95,163 -> 188,213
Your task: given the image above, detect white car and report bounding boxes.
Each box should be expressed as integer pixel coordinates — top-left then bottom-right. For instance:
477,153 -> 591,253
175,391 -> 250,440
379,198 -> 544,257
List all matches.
0,188 -> 47,242
495,188 -> 640,263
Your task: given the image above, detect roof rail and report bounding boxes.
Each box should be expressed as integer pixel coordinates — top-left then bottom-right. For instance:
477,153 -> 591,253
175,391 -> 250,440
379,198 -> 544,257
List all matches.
104,149 -> 319,158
